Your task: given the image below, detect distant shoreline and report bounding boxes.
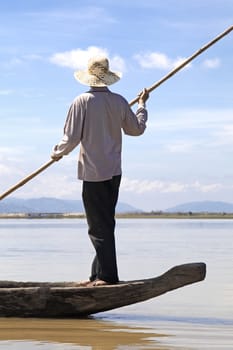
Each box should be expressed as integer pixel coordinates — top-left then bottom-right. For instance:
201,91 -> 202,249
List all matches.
1,212 -> 233,219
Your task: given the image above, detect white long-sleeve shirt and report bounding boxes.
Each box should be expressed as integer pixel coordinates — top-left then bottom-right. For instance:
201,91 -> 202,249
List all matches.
52,87 -> 148,181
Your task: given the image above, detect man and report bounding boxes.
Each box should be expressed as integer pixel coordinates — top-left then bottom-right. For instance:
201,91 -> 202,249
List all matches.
51,55 -> 149,286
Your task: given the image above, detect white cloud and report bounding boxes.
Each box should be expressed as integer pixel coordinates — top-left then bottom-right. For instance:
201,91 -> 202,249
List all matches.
191,181 -> 223,193
121,177 -> 222,195
110,56 -> 126,73
50,46 -> 108,69
134,52 -> 191,70
1,169 -> 216,199
202,58 -> 220,69
50,46 -> 126,72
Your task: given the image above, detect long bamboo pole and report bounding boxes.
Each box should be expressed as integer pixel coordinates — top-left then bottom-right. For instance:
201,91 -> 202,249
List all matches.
0,25 -> 232,201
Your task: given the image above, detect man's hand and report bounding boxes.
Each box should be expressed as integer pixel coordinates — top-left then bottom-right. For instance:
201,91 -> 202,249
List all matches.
51,154 -> 63,161
138,88 -> 149,105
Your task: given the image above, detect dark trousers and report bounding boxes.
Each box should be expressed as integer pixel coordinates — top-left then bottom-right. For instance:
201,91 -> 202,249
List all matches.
82,175 -> 121,283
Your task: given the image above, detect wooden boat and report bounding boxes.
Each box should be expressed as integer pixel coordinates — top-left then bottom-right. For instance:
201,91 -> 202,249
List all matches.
0,262 -> 206,318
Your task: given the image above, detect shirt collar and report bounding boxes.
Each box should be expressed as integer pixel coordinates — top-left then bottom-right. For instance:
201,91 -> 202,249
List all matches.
88,87 -> 110,92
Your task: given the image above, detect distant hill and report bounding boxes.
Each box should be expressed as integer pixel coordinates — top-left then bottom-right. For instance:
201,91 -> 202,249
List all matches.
0,197 -> 141,214
165,201 -> 233,213
2,198 -> 233,215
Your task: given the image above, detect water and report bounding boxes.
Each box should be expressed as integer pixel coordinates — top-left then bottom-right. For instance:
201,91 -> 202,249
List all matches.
0,218 -> 232,349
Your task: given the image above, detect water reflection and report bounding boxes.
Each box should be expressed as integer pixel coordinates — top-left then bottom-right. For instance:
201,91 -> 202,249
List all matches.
0,317 -> 172,350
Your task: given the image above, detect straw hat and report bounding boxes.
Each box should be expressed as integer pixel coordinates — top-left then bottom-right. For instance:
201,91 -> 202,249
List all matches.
74,56 -> 122,87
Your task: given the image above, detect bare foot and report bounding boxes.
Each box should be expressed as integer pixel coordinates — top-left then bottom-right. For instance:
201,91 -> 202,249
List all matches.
78,280 -> 91,286
87,279 -> 110,287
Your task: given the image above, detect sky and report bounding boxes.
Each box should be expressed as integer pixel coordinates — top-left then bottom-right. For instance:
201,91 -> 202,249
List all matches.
0,0 -> 232,211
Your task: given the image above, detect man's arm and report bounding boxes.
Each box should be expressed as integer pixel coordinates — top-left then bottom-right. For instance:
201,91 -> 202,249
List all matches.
122,88 -> 149,136
51,99 -> 84,160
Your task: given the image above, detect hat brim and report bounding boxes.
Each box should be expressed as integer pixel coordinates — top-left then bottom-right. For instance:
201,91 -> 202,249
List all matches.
74,70 -> 122,87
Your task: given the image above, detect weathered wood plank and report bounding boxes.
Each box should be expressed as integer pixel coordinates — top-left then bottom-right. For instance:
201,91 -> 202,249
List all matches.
0,262 -> 206,317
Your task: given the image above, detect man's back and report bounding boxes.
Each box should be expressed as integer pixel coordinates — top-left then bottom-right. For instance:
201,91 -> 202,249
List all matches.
75,87 -> 147,181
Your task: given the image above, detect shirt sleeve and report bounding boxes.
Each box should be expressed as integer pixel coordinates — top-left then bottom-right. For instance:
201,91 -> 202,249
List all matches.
51,98 -> 85,157
122,101 -> 148,136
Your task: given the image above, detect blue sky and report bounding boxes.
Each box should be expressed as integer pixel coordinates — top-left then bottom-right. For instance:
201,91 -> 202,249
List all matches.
0,0 -> 232,210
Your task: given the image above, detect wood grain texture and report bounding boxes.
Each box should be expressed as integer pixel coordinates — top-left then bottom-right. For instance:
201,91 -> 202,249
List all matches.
0,262 -> 206,317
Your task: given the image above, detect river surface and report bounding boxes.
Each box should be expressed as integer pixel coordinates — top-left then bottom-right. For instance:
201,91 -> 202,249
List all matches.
0,218 -> 232,349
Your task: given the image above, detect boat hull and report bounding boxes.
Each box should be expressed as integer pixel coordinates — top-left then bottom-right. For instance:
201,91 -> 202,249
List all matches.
0,262 -> 206,317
